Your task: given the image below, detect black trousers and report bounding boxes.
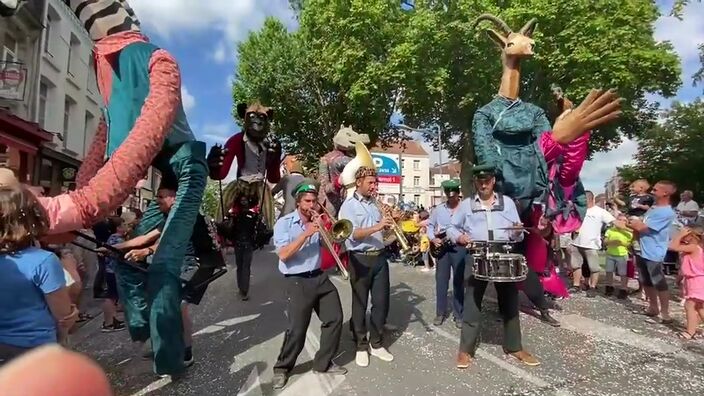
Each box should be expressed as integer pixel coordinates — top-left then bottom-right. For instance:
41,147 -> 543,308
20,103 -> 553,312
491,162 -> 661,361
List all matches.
522,269 -> 550,311
274,273 -> 343,373
435,246 -> 466,319
235,243 -> 253,295
459,276 -> 522,356
349,252 -> 390,351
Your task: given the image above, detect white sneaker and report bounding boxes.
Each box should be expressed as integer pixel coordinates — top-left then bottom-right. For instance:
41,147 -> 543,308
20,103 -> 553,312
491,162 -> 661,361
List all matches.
370,347 -> 394,362
355,351 -> 369,367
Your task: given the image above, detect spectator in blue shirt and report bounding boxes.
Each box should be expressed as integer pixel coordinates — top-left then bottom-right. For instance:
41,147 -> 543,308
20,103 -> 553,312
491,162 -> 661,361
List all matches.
628,180 -> 677,324
271,179 -> 345,390
0,183 -> 77,363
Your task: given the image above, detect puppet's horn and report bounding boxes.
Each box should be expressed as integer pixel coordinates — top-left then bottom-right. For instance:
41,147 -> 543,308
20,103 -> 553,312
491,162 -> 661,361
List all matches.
519,18 -> 538,37
472,13 -> 512,35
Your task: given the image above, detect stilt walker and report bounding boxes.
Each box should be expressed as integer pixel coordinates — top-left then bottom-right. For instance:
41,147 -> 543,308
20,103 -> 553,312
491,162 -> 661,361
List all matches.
0,0 -> 209,376
471,15 -> 622,317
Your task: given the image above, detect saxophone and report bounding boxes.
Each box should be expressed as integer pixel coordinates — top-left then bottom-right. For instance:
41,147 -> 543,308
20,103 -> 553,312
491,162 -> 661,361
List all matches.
374,198 -> 411,254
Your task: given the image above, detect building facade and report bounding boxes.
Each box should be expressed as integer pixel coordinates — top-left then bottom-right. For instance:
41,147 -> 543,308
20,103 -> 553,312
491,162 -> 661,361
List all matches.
0,0 -> 52,183
429,160 -> 461,207
371,140 -> 432,209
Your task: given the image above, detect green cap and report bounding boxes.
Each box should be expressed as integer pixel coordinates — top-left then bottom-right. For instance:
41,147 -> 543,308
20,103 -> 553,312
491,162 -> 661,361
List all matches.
472,164 -> 496,178
441,179 -> 461,191
292,179 -> 319,197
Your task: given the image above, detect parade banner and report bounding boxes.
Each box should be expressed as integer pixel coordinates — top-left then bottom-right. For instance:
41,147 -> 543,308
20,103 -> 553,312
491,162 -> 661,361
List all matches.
372,153 -> 401,184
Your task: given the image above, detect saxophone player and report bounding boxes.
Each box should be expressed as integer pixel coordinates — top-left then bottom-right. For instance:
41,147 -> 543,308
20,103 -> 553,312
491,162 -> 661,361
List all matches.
338,166 -> 395,368
271,180 -> 346,390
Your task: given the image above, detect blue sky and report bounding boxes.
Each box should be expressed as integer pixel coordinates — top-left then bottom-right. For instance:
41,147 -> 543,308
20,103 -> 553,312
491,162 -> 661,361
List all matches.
128,0 -> 703,190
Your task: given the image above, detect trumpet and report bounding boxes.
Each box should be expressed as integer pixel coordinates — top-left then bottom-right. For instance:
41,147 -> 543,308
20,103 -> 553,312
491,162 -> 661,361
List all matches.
309,208 -> 352,279
374,199 -> 411,254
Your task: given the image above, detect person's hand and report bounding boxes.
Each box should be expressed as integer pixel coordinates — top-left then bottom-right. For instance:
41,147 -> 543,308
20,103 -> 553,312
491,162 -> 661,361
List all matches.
432,238 -> 444,247
457,234 -> 471,246
552,89 -> 622,144
304,221 -> 320,237
95,247 -> 110,256
125,248 -> 150,261
677,227 -> 692,239
378,216 -> 395,231
0,345 -> 113,396
206,144 -> 226,172
58,305 -> 79,329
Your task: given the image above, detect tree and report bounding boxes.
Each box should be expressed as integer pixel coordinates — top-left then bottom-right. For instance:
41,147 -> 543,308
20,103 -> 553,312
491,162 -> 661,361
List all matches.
619,100 -> 704,199
395,0 -> 682,195
233,1 -> 408,165
201,179 -> 224,220
695,44 -> 704,92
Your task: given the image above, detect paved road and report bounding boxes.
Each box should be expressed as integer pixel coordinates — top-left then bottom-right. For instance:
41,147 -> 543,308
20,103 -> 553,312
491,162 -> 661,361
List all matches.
74,249 -> 704,396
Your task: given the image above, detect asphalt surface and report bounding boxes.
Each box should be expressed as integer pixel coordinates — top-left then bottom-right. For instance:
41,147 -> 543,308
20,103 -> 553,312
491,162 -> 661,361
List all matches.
73,248 -> 704,396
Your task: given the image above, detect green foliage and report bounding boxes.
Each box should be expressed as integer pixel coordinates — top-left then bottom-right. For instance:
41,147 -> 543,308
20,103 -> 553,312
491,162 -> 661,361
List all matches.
235,0 -> 682,194
671,0 -> 701,18
397,0 -> 681,193
618,100 -> 704,199
233,2 -> 408,166
695,43 -> 704,92
200,179 -> 224,219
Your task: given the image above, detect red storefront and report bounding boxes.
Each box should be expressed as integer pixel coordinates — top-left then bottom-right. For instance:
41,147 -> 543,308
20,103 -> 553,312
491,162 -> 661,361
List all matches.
0,108 -> 53,183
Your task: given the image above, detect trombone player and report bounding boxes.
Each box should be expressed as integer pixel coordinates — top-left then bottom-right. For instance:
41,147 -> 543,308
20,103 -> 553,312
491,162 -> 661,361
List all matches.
339,166 -> 395,368
272,180 -> 347,390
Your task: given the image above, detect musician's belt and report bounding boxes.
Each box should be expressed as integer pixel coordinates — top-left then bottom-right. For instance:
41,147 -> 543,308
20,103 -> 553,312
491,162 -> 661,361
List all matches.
351,250 -> 383,256
285,269 -> 323,278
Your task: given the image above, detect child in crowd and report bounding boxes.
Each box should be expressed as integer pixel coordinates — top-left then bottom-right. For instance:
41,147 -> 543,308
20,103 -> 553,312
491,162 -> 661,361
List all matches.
626,179 -> 654,219
419,226 -> 432,272
669,226 -> 704,340
603,214 -> 633,299
101,218 -> 127,332
0,183 -> 78,363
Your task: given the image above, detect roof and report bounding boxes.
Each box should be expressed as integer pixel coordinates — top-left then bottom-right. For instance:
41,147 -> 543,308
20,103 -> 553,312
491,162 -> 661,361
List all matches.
430,161 -> 461,177
371,140 -> 428,156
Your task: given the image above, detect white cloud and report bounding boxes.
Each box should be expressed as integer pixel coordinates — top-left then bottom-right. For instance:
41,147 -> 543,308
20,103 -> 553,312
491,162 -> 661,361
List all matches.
181,86 -> 195,112
129,0 -> 297,64
200,122 -> 233,143
581,138 -> 639,193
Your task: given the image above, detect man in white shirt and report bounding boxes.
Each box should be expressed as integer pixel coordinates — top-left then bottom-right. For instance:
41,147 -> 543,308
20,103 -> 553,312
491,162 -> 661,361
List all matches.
675,190 -> 699,225
569,192 -> 615,297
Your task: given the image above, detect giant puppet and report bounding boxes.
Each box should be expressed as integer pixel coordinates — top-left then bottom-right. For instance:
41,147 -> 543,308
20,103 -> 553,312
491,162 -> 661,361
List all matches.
207,102 -> 282,232
471,14 -> 622,297
1,0 -> 209,376
318,125 -> 370,216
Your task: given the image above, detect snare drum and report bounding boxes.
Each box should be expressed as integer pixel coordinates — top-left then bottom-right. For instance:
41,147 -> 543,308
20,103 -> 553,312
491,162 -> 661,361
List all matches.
472,252 -> 528,282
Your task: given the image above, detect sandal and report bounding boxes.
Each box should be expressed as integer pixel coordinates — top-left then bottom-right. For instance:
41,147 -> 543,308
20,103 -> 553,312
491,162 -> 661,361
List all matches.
632,309 -> 658,317
77,313 -> 94,323
645,317 -> 674,325
677,331 -> 698,340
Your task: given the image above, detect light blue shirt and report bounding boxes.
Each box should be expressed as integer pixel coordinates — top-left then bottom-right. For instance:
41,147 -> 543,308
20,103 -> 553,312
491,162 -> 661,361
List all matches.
447,194 -> 524,243
273,210 -> 322,275
0,247 -> 66,348
427,202 -> 459,240
339,193 -> 385,252
639,205 -> 676,262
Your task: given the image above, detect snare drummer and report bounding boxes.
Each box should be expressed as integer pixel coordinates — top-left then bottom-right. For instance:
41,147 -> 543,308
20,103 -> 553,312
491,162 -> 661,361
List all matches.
447,165 -> 539,368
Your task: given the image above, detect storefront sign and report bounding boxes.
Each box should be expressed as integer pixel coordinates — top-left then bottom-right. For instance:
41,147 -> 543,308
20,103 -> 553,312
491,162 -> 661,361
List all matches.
372,153 -> 401,184
0,62 -> 27,101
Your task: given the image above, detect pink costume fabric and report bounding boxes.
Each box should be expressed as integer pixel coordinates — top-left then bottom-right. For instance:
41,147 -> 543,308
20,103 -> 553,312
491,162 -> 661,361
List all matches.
38,31 -> 182,235
681,246 -> 704,302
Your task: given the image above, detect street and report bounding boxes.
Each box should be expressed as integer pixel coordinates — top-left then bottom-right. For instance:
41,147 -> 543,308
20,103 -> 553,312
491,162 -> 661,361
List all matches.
73,249 -> 704,396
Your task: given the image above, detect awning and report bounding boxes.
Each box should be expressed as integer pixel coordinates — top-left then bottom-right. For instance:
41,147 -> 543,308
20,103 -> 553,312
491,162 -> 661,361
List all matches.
0,132 -> 38,153
0,108 -> 53,147
40,146 -> 82,168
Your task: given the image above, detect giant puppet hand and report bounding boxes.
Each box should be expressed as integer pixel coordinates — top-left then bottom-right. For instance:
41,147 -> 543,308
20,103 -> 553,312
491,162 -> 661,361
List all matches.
552,89 -> 622,144
39,48 -> 182,234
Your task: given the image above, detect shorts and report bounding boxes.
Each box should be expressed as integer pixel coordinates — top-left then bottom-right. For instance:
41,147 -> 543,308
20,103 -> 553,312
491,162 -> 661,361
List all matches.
569,245 -> 601,272
93,261 -> 118,300
605,255 -> 627,276
636,255 -> 668,291
181,253 -> 224,305
104,273 -> 119,300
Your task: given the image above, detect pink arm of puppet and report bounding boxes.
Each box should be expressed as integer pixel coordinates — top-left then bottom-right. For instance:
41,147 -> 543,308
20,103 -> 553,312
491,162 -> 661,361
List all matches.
557,131 -> 590,199
39,49 -> 181,234
75,119 -> 108,189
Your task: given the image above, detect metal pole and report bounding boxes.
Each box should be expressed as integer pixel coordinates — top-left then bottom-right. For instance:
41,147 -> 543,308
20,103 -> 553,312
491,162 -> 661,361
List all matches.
398,153 -> 403,205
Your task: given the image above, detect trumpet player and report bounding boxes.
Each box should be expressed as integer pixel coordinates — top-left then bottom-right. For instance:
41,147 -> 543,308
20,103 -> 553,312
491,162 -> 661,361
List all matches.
338,166 -> 395,367
272,180 -> 346,390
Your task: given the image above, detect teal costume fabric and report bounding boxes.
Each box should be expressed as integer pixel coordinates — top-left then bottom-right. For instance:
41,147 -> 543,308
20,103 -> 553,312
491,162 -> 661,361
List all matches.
109,42 -> 207,376
472,96 -> 550,209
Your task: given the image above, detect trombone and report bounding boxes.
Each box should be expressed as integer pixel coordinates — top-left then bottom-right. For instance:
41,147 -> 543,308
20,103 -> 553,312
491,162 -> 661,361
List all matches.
310,206 -> 352,279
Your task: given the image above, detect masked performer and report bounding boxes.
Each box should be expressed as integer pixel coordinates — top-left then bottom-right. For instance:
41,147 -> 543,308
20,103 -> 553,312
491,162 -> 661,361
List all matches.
208,102 -> 282,230
0,0 -> 210,376
318,125 -> 370,217
471,15 -> 622,319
